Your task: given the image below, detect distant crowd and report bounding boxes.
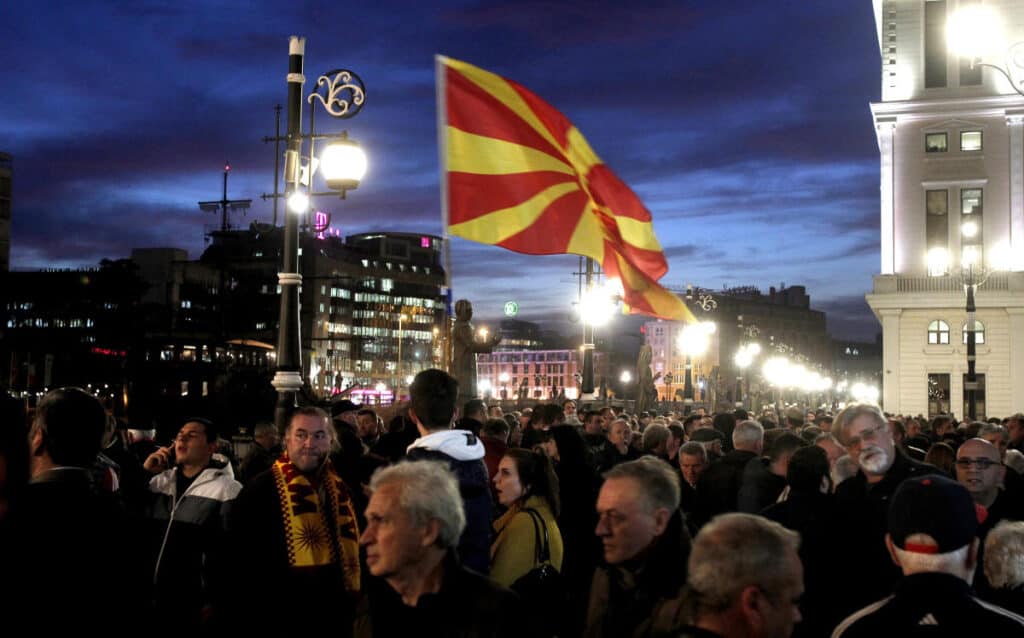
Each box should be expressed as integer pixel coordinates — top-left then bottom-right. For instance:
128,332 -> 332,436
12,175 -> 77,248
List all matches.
2,375 -> 1024,637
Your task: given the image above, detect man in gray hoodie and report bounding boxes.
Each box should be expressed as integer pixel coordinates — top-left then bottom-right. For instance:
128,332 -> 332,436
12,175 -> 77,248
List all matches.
406,368 -> 494,574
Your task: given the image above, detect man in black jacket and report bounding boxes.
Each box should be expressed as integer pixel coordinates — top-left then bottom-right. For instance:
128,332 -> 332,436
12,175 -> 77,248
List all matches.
587,457 -> 691,637
5,388 -> 143,633
228,407 -> 361,635
833,474 -> 1024,636
833,403 -> 936,616
356,460 -> 523,637
693,419 -> 763,528
672,513 -> 803,638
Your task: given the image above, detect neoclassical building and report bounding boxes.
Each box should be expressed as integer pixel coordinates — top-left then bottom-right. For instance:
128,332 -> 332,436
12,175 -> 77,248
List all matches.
866,0 -> 1024,418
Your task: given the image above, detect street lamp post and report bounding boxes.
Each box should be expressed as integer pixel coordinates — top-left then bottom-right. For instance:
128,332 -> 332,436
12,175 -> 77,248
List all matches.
576,269 -> 619,399
734,342 -> 761,410
272,36 -> 367,433
678,321 -> 715,413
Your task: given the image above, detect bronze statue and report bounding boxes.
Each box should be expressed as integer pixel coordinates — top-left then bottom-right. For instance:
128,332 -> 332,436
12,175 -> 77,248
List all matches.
635,344 -> 657,414
451,299 -> 501,400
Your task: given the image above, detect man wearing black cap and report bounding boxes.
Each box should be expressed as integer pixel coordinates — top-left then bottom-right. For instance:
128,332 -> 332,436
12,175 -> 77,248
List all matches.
832,474 -> 1024,635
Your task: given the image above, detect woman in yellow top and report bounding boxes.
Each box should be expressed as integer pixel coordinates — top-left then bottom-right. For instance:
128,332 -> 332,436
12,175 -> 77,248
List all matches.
490,448 -> 564,587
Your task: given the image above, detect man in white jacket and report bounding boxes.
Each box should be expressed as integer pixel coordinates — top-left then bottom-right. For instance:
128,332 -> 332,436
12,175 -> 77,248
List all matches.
142,418 -> 242,632
406,368 -> 494,574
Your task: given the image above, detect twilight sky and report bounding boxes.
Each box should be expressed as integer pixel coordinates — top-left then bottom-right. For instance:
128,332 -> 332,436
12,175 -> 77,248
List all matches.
1,0 -> 882,341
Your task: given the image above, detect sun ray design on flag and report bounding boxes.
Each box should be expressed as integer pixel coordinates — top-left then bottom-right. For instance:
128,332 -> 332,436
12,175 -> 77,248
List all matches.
439,56 -> 694,322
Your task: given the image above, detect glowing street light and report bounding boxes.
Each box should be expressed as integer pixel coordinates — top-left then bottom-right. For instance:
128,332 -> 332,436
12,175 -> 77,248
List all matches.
947,5 -> 1005,63
677,321 -> 716,404
272,36 -> 368,432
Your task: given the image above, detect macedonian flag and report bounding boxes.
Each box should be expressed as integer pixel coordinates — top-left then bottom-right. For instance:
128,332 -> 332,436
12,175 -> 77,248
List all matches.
437,55 -> 694,322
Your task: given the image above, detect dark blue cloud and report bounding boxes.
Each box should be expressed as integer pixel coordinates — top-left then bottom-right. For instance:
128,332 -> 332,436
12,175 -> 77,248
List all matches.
0,0 -> 882,340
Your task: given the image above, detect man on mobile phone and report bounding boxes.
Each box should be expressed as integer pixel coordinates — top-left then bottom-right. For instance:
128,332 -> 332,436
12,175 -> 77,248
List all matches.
141,417 -> 241,632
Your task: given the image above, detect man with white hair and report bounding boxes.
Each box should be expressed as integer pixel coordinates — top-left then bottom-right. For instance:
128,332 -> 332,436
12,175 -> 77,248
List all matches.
984,521 -> 1024,615
673,513 -> 803,638
833,403 -> 935,610
693,419 -> 764,527
355,460 -> 522,636
833,474 -> 1024,635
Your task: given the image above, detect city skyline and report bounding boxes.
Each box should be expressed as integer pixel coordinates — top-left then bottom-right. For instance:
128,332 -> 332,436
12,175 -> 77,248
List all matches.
1,1 -> 882,341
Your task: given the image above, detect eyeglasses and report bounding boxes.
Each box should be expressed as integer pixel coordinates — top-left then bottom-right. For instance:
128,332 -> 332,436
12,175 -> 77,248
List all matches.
847,423 -> 888,446
955,457 -> 1000,470
292,430 -> 329,443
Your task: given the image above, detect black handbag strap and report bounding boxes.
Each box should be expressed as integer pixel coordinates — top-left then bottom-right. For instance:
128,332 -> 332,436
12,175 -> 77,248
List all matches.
522,507 -> 551,564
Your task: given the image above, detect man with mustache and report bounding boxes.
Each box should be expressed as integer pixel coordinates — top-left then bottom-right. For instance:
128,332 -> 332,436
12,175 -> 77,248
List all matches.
833,403 -> 935,619
227,407 -> 361,636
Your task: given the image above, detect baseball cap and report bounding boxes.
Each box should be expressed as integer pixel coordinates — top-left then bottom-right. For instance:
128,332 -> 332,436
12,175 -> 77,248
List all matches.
888,474 -> 978,554
689,428 -> 725,444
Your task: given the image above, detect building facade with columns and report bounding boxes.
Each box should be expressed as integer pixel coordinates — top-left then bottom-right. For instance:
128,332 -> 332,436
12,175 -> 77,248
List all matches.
866,0 -> 1024,419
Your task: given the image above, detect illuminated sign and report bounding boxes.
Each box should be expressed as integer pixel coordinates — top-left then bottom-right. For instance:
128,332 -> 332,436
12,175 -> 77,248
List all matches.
314,211 -> 342,240
91,347 -> 127,358
421,237 -> 431,248
504,301 -> 518,317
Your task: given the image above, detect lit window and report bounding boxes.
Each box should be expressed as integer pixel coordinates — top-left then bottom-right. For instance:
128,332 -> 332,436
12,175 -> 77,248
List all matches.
926,132 -> 947,153
962,320 -> 986,345
961,188 -> 982,216
961,131 -> 982,151
928,320 -> 950,345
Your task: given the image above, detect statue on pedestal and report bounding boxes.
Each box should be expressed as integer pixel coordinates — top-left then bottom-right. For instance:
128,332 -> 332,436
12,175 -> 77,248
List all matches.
635,344 -> 657,414
451,299 -> 501,400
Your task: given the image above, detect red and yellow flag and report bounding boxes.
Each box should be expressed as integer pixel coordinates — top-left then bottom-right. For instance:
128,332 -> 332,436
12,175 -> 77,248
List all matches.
437,55 -> 693,322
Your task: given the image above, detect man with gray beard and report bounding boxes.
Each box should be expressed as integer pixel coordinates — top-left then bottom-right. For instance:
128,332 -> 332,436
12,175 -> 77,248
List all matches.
832,403 -> 935,621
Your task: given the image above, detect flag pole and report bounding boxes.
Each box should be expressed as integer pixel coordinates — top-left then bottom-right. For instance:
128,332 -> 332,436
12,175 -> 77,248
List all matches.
436,55 -> 454,372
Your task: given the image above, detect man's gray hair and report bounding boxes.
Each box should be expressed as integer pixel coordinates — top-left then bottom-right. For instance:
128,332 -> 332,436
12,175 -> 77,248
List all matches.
985,521 -> 1024,589
687,513 -> 800,614
815,432 -> 842,447
253,422 -> 277,438
979,423 -> 1009,442
603,456 -> 681,513
642,423 -> 671,453
732,420 -> 764,449
679,441 -> 708,463
834,403 -> 886,447
369,460 -> 466,549
1005,450 -> 1024,475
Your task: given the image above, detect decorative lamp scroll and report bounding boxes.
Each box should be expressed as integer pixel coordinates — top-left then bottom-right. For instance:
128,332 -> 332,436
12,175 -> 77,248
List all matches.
307,69 -> 366,119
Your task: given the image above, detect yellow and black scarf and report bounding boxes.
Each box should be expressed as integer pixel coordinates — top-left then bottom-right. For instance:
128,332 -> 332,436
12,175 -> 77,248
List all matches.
271,453 -> 360,592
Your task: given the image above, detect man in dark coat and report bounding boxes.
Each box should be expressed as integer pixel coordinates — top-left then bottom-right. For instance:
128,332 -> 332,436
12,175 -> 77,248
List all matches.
587,457 -> 691,637
228,407 -> 361,636
4,388 -> 143,633
356,460 -> 523,637
671,513 -> 803,638
238,422 -> 280,484
833,403 -> 936,617
737,431 -> 804,513
693,419 -> 763,528
834,475 -> 1024,636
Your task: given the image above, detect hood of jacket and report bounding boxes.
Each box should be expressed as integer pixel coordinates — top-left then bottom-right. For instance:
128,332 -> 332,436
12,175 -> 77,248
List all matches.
407,429 -> 485,461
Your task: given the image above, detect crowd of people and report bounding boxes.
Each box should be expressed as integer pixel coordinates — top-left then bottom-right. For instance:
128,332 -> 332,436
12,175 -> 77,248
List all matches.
2,375 -> 1024,637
